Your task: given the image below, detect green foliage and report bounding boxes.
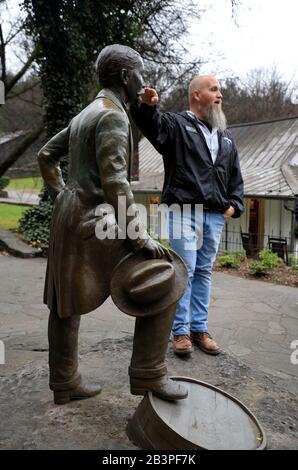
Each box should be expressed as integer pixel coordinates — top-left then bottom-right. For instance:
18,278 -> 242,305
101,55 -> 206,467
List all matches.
221,249 -> 246,261
259,249 -> 284,268
217,249 -> 246,269
232,249 -> 247,262
218,254 -> 241,269
22,0 -> 147,137
249,249 -> 283,276
22,0 -> 201,136
19,199 -> 53,244
249,261 -> 268,275
289,255 -> 298,272
0,176 -> 10,191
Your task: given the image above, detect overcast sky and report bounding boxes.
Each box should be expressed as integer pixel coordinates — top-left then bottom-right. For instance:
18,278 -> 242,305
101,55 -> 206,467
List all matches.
190,0 -> 298,85
2,0 -> 298,89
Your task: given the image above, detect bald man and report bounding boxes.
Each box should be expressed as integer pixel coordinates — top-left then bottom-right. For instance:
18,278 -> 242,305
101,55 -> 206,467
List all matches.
131,75 -> 244,357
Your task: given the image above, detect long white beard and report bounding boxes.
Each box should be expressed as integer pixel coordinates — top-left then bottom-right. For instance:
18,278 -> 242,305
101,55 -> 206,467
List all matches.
199,105 -> 227,132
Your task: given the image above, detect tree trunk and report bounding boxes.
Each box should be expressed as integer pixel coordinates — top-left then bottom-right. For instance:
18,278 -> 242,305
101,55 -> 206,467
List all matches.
0,126 -> 43,177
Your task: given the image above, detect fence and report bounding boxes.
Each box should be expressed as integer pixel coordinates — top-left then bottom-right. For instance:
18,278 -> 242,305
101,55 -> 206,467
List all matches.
218,227 -> 297,262
145,205 -> 297,261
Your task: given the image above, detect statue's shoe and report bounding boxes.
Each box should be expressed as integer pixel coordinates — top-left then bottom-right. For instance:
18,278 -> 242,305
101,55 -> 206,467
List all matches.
130,376 -> 188,401
53,383 -> 102,405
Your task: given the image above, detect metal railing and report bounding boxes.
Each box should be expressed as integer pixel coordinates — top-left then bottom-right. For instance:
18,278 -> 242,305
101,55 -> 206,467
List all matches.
218,228 -> 297,262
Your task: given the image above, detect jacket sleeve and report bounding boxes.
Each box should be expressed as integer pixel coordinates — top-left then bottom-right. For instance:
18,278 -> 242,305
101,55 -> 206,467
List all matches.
227,145 -> 244,219
96,110 -> 149,251
130,103 -> 176,154
38,126 -> 70,201
295,197 -> 298,223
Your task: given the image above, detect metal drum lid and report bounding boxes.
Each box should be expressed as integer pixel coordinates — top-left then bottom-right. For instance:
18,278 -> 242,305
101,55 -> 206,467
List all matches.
147,377 -> 266,450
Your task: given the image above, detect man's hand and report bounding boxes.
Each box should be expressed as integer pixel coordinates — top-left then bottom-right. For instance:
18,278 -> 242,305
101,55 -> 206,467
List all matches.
141,87 -> 159,106
142,237 -> 173,262
224,206 -> 235,218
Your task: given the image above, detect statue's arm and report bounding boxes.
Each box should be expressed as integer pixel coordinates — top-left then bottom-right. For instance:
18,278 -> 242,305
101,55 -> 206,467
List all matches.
95,110 -> 148,250
38,126 -> 70,201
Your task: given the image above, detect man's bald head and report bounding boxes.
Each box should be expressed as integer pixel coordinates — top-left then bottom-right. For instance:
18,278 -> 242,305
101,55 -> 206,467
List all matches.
188,75 -> 220,104
188,75 -> 226,131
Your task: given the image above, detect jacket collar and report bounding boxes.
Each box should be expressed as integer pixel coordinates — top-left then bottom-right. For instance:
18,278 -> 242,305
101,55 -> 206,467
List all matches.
180,110 -> 224,139
95,88 -> 127,113
179,111 -> 224,164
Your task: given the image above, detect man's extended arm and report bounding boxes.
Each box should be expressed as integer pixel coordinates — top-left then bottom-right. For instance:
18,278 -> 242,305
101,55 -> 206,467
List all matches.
130,88 -> 175,154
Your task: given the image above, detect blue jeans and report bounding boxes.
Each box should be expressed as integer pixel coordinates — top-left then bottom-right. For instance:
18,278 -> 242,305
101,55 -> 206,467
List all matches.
169,208 -> 225,335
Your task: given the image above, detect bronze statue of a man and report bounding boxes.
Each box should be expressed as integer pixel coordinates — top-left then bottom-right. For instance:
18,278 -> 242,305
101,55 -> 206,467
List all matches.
38,44 -> 187,405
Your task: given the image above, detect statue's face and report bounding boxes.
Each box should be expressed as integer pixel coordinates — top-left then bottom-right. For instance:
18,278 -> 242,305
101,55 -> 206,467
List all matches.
124,60 -> 144,106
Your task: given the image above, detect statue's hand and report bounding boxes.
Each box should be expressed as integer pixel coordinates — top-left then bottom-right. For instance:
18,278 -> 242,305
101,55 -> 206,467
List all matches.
142,237 -> 173,262
141,87 -> 159,106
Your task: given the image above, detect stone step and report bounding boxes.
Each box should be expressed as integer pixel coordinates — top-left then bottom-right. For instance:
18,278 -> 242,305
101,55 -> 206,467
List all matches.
0,228 -> 42,258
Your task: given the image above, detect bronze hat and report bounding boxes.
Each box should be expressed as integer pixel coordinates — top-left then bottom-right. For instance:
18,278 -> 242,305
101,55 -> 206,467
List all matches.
110,249 -> 188,317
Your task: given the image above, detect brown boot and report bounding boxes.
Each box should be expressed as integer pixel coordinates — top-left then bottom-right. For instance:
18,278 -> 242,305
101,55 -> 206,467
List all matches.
191,331 -> 221,355
172,334 -> 193,356
130,375 -> 188,401
53,383 -> 102,405
130,303 -> 189,401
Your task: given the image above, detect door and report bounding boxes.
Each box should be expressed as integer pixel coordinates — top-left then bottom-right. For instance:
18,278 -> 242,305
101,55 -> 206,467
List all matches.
248,198 -> 265,254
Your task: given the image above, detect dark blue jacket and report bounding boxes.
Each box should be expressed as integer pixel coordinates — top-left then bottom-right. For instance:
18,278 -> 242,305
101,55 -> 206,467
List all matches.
295,197 -> 298,223
131,104 -> 244,218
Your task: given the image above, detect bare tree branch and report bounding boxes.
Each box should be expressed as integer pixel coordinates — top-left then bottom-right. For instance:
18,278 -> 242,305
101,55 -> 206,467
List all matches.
144,18 -> 166,47
4,21 -> 24,45
5,44 -> 39,95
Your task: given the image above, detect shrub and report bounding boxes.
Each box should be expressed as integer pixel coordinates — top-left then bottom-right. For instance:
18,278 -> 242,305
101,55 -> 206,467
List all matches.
259,249 -> 283,268
220,249 -> 246,261
218,254 -> 241,269
249,249 -> 283,276
18,199 -> 53,245
0,176 -> 10,191
232,249 -> 246,262
249,261 -> 268,275
289,255 -> 298,272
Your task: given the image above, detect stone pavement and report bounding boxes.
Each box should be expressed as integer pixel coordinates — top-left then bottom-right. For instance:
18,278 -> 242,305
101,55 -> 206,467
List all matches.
0,256 -> 297,449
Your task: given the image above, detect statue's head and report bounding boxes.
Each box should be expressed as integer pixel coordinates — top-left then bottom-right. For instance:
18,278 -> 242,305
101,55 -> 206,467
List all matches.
95,44 -> 144,105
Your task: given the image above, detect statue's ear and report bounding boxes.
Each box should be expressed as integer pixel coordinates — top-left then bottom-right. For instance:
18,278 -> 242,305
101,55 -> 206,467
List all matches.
121,68 -> 130,85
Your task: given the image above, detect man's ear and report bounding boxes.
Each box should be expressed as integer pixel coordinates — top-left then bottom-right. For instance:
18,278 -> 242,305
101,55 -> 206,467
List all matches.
193,90 -> 200,102
121,68 -> 130,85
